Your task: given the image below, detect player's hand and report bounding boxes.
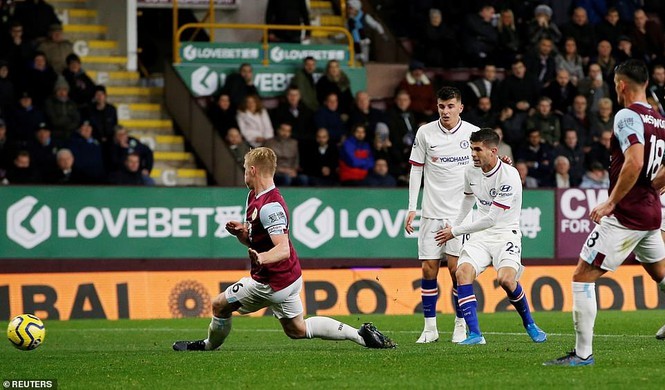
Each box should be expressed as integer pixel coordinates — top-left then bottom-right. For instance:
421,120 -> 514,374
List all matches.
589,200 -> 615,224
226,221 -> 246,236
248,248 -> 262,265
499,155 -> 513,165
435,224 -> 454,246
405,211 -> 416,234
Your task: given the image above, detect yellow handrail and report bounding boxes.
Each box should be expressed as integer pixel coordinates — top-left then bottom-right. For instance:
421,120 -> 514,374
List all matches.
174,23 -> 355,67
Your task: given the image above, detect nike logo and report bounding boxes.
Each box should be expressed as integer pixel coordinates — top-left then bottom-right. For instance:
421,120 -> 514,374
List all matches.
469,183 -> 476,186
429,145 -> 437,149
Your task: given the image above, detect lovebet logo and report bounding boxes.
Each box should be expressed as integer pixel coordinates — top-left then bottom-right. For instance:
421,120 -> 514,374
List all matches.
6,196 -> 52,249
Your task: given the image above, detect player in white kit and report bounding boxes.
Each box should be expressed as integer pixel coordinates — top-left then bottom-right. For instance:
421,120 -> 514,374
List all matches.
405,86 -> 478,343
435,128 -> 547,345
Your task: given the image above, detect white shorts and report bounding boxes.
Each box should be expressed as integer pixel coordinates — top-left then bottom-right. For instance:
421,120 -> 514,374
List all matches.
418,217 -> 466,259
458,231 -> 523,278
661,208 -> 665,231
580,215 -> 665,272
224,276 -> 303,319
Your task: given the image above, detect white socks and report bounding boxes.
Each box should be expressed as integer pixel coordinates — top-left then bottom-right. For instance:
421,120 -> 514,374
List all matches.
305,316 -> 365,346
204,316 -> 232,350
572,282 -> 596,359
424,316 -> 438,331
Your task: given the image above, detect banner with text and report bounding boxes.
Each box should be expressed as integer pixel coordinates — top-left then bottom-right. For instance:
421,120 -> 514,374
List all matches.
179,42 -> 349,65
2,266 -> 661,320
556,188 -> 609,259
0,187 -> 553,259
174,63 -> 366,97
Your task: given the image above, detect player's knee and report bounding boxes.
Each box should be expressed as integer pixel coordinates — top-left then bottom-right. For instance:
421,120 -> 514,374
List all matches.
211,294 -> 232,317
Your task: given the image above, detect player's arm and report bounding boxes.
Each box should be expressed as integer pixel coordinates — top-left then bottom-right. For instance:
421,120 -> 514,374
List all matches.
226,221 -> 250,246
652,164 -> 665,191
405,129 -> 426,234
249,201 -> 291,265
249,234 -> 290,266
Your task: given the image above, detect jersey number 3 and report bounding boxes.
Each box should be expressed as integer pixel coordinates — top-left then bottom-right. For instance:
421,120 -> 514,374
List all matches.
647,134 -> 665,181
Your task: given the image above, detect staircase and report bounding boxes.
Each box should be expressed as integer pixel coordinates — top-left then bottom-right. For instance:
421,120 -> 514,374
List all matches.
309,1 -> 345,42
51,0 -> 207,187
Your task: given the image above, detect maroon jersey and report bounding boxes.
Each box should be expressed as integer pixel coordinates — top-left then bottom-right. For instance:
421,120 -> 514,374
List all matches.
610,102 -> 665,230
245,186 -> 301,290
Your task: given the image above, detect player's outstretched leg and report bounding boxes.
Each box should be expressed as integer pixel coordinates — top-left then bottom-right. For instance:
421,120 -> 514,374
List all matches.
451,281 -> 467,343
173,315 -> 233,351
507,283 -> 546,343
457,283 -> 485,345
656,324 -> 665,340
417,278 -> 440,343
303,316 -> 395,348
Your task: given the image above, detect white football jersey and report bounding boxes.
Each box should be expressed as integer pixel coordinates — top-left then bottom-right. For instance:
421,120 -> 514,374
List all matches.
409,119 -> 479,219
463,160 -> 522,235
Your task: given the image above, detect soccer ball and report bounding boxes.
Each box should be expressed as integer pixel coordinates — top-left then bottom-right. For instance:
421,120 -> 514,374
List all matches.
7,314 -> 45,351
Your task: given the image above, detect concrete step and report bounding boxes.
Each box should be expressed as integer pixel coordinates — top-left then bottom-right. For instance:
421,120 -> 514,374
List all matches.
63,24 -> 106,40
87,70 -> 139,86
107,86 -> 164,104
153,151 -> 196,169
57,8 -> 97,24
74,40 -> 119,57
310,1 -> 334,15
151,168 -> 207,187
138,135 -> 185,152
81,55 -> 128,71
116,103 -> 164,120
119,119 -> 171,129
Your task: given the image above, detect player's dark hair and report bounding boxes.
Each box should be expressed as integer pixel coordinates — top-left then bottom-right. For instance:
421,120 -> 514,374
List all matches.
615,59 -> 649,85
470,128 -> 499,147
437,86 -> 461,102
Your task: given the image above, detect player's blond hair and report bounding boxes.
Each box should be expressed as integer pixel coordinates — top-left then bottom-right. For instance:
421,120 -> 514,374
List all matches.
245,147 -> 277,177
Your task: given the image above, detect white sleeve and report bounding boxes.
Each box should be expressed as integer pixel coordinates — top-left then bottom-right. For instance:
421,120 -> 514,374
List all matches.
364,14 -> 385,35
408,165 -> 423,211
260,202 -> 288,235
408,127 -> 427,165
451,206 -> 502,236
454,194 -> 476,226
614,108 -> 644,152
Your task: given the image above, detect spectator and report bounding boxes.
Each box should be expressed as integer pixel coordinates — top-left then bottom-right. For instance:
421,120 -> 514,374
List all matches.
649,64 -> 665,113
497,59 -> 540,113
107,125 -> 153,176
628,9 -> 665,64
561,7 -> 597,61
45,79 -> 80,141
108,153 -> 148,186
585,128 -> 611,169
0,119 -> 14,173
590,97 -> 614,136
0,61 -> 14,115
8,92 -> 46,147
236,94 -> 274,147
563,95 -> 593,147
417,8 -> 459,68
290,57 -> 318,112
550,155 -> 573,188
48,148 -> 84,184
348,90 -> 385,140
346,0 -> 386,64
554,129 -> 585,185
2,21 -> 33,86
207,93 -> 237,138
578,63 -> 611,113
265,0 -> 310,43
387,90 -> 417,171
555,37 -> 585,86
12,0 -> 60,42
87,85 -> 118,144
314,92 -> 345,144
62,54 -> 96,109
525,96 -> 561,146
225,127 -> 250,165
493,126 -> 513,162
593,40 -> 617,83
525,37 -> 557,89
26,123 -> 58,181
464,96 -> 497,129
515,160 -> 539,188
496,9 -> 521,68
526,4 -> 562,49
615,34 -> 637,63
595,7 -> 625,48
265,122 -> 307,186
396,60 -> 436,123
497,106 -> 524,148
515,128 -> 554,186
222,63 -> 258,107
5,150 -> 38,184
463,4 -> 498,66
37,23 -> 74,74
302,127 -> 338,186
270,86 -> 314,145
575,0 -> 608,25
316,60 -> 354,117
362,158 -> 396,187
23,51 -> 58,109
67,120 -> 105,183
466,64 -> 500,108
339,124 -> 373,186
542,69 -> 579,114
579,161 -> 610,188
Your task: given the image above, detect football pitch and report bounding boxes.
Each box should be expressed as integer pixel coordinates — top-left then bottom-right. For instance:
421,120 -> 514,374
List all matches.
2,311 -> 664,389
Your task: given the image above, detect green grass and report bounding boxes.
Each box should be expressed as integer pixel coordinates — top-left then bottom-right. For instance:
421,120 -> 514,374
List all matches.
1,311 -> 664,389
